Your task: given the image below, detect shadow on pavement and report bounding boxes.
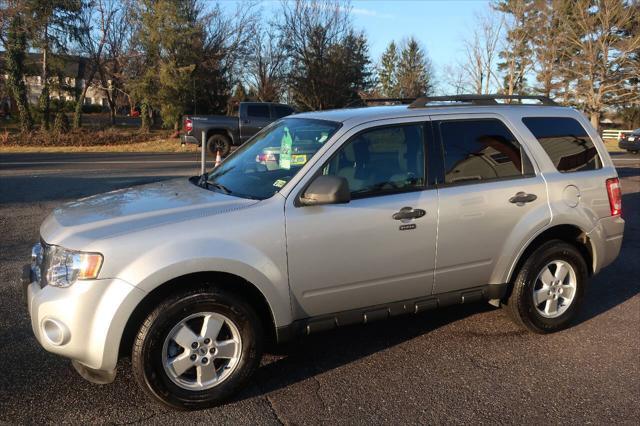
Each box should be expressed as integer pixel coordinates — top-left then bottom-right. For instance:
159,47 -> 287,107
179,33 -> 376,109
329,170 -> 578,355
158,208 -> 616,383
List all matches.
233,190 -> 640,401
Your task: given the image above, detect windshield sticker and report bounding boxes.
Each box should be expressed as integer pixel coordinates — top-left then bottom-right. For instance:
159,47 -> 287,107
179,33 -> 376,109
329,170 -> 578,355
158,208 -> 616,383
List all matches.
291,154 -> 307,165
273,179 -> 287,188
318,132 -> 329,143
279,127 -> 293,170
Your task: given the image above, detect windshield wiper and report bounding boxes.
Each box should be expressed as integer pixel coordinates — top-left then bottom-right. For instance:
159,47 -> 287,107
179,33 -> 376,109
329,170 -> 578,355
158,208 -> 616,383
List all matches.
197,172 -> 209,188
207,182 -> 232,194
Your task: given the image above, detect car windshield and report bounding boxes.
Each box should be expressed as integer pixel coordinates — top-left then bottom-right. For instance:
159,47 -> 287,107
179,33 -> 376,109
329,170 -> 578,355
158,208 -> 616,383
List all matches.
206,118 -> 341,199
633,129 -> 640,135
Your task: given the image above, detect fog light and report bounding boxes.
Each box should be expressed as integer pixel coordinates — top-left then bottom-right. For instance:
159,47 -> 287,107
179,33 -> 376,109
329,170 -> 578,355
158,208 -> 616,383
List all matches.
42,318 -> 70,346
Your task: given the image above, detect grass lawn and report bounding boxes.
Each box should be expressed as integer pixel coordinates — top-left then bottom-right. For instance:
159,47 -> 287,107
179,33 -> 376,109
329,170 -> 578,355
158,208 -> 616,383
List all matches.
0,138 -> 199,153
602,138 -> 625,153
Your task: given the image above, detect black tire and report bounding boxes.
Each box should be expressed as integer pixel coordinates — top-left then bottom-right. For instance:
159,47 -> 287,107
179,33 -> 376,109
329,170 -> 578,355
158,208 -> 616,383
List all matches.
206,134 -> 231,157
503,240 -> 587,333
131,286 -> 264,410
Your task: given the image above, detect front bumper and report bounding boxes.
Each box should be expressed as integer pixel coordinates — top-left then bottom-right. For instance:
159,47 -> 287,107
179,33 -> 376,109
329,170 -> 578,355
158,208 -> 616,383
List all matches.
619,139 -> 640,151
23,271 -> 146,381
587,215 -> 625,275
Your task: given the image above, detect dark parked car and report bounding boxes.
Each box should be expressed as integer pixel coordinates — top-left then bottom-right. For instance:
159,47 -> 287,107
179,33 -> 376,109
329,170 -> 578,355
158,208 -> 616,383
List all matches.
618,128 -> 640,154
181,102 -> 295,156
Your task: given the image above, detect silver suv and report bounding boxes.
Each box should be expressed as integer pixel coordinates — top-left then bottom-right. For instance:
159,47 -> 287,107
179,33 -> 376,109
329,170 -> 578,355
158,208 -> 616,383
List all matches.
23,95 -> 625,409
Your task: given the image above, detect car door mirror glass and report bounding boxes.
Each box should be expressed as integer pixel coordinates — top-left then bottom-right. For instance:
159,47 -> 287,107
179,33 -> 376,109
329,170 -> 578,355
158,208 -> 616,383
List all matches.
300,175 -> 350,206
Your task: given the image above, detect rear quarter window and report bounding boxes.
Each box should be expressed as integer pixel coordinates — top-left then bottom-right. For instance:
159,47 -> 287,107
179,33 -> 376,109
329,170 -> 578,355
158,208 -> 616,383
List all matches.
522,117 -> 602,172
247,104 -> 270,119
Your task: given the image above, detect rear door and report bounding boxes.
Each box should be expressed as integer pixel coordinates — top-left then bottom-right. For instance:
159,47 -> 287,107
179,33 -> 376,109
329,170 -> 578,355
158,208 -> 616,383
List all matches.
431,114 -> 550,294
241,104 -> 272,142
285,118 -> 439,318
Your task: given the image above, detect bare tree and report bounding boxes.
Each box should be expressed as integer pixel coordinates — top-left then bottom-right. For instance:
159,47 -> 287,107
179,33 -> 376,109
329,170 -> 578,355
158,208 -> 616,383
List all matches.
278,0 -> 372,110
97,3 -> 133,125
441,63 -> 469,95
461,10 -> 504,94
245,22 -> 287,102
561,0 -> 640,129
73,0 -> 117,128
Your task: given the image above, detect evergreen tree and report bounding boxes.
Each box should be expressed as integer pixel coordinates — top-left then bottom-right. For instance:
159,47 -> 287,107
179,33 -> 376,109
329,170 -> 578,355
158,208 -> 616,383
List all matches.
396,37 -> 433,98
5,12 -> 33,133
378,41 -> 398,98
494,0 -> 536,95
129,0 -> 205,130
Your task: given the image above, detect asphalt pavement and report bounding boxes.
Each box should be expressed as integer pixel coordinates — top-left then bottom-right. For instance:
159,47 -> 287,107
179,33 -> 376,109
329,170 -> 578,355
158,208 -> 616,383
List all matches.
0,152 -> 638,424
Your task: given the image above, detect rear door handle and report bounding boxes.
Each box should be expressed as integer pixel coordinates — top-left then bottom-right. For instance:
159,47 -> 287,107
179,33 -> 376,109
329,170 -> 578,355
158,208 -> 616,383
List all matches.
509,192 -> 537,206
392,207 -> 426,220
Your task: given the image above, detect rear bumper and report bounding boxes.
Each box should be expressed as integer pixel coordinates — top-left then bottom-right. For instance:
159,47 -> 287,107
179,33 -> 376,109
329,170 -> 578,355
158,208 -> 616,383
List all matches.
588,215 -> 625,274
619,139 -> 640,151
181,134 -> 199,145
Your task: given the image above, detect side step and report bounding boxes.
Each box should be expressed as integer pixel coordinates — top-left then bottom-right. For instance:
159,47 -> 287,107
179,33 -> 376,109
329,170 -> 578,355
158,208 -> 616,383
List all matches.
276,284 -> 508,342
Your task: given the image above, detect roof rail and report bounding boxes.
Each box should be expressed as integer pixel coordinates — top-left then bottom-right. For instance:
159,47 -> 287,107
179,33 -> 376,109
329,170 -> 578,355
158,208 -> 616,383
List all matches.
408,94 -> 558,108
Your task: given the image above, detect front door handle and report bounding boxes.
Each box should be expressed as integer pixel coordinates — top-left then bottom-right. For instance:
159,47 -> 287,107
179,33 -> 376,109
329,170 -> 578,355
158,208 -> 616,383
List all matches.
392,207 -> 426,220
509,192 -> 537,206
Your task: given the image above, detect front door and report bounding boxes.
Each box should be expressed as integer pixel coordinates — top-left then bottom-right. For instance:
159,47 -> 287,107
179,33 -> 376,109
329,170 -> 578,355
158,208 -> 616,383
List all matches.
285,121 -> 438,318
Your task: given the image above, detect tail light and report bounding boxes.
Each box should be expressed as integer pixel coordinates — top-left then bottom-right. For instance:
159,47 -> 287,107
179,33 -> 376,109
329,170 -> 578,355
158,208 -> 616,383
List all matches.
256,153 -> 277,163
184,118 -> 193,133
606,178 -> 622,216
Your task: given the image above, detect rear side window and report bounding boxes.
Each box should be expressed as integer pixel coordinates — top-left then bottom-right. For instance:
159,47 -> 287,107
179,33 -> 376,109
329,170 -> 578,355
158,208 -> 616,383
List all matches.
522,117 -> 602,172
436,119 -> 534,185
247,104 -> 270,119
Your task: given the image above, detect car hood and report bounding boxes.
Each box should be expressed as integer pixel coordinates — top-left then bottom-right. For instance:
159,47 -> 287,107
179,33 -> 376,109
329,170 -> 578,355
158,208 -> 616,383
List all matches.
41,178 -> 260,245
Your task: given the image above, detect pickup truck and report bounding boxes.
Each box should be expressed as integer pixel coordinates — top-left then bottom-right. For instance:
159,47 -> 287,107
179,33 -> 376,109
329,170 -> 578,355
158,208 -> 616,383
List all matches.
181,102 -> 295,156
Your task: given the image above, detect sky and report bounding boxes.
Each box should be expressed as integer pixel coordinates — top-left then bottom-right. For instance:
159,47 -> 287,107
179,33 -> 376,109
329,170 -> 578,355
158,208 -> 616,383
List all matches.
218,0 -> 493,86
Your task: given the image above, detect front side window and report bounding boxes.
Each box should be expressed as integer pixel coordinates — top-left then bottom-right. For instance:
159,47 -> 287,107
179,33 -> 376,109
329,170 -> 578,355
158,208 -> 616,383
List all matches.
323,124 -> 425,198
522,117 -> 602,172
247,104 -> 270,119
207,118 -> 340,199
436,118 -> 534,184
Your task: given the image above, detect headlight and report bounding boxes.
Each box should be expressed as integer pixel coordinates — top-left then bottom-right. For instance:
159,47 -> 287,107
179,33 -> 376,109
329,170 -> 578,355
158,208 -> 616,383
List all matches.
45,245 -> 103,288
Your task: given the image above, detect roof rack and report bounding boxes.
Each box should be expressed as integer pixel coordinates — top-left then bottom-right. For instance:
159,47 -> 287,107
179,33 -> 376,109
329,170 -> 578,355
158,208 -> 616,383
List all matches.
362,98 -> 416,105
408,94 -> 558,108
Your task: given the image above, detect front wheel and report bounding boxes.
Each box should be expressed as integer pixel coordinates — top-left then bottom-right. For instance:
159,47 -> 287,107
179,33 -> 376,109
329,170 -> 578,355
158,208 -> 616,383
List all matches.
131,287 -> 264,410
503,240 -> 587,333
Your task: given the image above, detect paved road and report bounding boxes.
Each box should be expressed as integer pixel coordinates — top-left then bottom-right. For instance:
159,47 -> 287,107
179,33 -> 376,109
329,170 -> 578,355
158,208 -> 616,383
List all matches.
1,152 -> 639,424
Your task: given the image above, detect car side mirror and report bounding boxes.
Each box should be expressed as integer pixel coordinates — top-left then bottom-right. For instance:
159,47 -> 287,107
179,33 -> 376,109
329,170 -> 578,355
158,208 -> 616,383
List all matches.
299,175 -> 350,206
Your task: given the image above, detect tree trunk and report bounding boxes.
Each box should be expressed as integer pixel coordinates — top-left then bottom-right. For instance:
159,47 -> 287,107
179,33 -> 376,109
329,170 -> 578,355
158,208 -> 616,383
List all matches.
40,32 -> 50,130
109,103 -> 116,126
140,101 -> 150,132
590,111 -> 600,132
73,68 -> 98,129
73,94 -> 84,129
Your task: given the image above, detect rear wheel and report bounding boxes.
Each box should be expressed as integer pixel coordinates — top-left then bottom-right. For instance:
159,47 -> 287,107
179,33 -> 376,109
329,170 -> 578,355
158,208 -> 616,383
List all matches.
503,240 -> 587,333
207,134 -> 231,157
131,287 -> 264,410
